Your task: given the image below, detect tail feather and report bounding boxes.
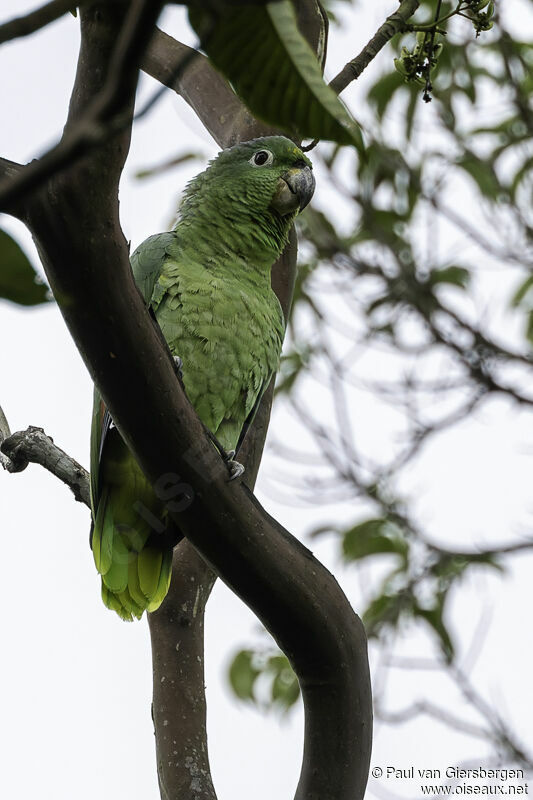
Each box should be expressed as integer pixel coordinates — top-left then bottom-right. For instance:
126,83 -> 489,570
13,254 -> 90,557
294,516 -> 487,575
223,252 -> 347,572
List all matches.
128,558 -> 148,609
138,546 -> 164,599
119,586 -> 145,620
92,486 -> 174,620
92,487 -> 113,575
101,583 -> 133,622
147,547 -> 173,613
101,530 -> 130,594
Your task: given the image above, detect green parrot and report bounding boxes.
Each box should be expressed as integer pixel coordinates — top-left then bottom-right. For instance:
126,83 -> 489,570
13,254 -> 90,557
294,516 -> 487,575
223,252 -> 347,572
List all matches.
90,136 -> 315,621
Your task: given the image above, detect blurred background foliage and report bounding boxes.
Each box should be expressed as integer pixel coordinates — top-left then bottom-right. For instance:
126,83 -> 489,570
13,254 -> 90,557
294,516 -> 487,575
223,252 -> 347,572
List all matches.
225,0 -> 533,770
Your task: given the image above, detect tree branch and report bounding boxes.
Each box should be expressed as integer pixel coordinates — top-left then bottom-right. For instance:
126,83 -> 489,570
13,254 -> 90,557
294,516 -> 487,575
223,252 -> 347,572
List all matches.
330,0 -> 420,94
148,544 -> 217,800
0,403 -> 12,470
148,230 -> 297,800
0,0 -> 81,46
139,20 -> 317,794
0,424 -> 90,505
142,2 -> 330,148
142,28 -> 275,149
375,699 -> 492,740
0,0 -> 165,213
0,156 -> 22,179
3,3 -> 373,798
18,5 -> 372,800
32,159 -> 372,800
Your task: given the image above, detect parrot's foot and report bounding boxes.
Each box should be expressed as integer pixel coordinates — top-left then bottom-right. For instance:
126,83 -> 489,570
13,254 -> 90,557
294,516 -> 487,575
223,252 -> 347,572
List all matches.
173,355 -> 184,380
224,450 -> 245,481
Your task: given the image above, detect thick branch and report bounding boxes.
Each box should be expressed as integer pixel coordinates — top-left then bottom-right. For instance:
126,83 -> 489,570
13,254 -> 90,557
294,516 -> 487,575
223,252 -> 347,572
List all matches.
140,28 -> 307,795
142,29 -> 273,148
31,165 -> 372,800
0,156 -> 22,179
4,3 -> 372,799
143,0 -> 329,149
330,0 -> 420,94
148,544 -> 217,800
147,231 -> 297,800
0,425 -> 90,505
0,0 -> 80,45
23,5 -> 372,798
0,0 -> 165,212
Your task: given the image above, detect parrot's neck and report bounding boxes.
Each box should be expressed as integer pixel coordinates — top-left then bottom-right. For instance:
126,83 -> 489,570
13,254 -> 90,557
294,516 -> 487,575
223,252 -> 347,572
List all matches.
175,192 -> 292,279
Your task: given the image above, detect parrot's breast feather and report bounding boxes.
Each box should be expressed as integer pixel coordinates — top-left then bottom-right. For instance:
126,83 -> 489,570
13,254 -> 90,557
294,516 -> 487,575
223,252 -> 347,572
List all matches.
154,255 -> 284,451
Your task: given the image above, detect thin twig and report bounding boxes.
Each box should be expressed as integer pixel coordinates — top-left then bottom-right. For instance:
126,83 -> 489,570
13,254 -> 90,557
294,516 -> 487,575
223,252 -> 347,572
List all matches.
1,425 -> 90,506
450,664 -> 533,769
0,403 -> 12,469
329,0 -> 420,95
0,0 -> 81,46
375,699 -> 492,740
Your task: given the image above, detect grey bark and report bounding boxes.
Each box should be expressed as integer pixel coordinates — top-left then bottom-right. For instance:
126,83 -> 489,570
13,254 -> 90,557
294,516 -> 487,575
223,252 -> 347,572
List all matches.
0,425 -> 89,505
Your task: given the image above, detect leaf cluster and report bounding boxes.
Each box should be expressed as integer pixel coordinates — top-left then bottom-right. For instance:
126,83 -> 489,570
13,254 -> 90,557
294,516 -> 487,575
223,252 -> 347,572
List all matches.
335,517 -> 501,663
228,648 -> 300,711
394,0 -> 496,101
227,9 -> 533,745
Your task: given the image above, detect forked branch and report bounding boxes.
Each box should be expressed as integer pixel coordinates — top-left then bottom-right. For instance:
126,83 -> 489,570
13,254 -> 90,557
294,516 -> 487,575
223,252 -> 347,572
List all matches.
1,3 -> 373,800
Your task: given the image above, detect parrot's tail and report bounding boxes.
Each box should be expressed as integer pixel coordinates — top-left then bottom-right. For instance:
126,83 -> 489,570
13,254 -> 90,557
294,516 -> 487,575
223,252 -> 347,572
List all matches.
92,487 -> 173,621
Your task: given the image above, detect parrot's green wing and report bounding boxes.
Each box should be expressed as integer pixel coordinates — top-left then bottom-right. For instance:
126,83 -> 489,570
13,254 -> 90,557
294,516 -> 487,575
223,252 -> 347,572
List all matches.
89,233 -> 178,620
235,373 -> 275,454
90,232 -> 176,509
89,386 -> 110,517
130,232 -> 177,305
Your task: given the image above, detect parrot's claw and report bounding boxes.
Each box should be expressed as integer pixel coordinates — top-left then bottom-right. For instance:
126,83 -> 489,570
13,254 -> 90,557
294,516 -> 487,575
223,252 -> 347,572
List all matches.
224,450 -> 245,481
173,355 -> 184,380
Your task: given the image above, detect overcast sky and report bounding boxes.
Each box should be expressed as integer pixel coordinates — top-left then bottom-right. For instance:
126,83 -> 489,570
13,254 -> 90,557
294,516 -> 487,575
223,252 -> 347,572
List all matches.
1,2 -> 532,800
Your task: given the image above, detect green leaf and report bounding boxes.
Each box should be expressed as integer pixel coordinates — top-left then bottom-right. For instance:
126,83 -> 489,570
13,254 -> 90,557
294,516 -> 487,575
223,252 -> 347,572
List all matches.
512,274 -> 533,307
266,655 -> 300,710
367,71 -> 405,119
363,592 -> 404,635
509,155 -> 533,200
188,1 -> 363,148
404,84 -> 418,142
342,518 -> 409,563
457,152 -> 502,200
275,346 -> 313,395
228,650 -> 260,701
414,596 -> 454,662
0,229 -> 50,306
430,551 -> 503,580
526,313 -> 533,345
428,266 -> 470,289
297,206 -> 345,258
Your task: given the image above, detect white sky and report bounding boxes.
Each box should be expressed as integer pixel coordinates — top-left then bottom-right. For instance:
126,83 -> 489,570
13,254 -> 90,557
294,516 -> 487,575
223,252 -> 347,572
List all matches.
0,2 -> 532,800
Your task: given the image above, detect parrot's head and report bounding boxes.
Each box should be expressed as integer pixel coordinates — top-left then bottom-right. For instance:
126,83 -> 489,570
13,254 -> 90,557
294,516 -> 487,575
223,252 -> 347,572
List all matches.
205,135 -> 315,219
177,136 -> 315,266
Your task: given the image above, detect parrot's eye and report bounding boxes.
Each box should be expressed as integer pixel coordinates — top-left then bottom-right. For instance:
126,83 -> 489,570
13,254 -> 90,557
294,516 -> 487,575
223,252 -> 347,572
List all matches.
250,150 -> 273,167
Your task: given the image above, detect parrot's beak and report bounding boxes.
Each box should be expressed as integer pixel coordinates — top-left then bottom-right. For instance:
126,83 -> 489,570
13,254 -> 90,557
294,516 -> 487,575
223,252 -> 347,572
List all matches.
271,166 -> 315,215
